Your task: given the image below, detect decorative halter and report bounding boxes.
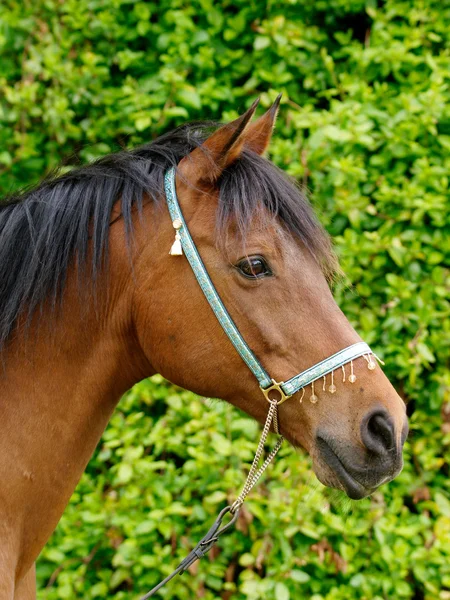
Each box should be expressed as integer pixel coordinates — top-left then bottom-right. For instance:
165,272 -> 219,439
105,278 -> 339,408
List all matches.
140,167 -> 382,598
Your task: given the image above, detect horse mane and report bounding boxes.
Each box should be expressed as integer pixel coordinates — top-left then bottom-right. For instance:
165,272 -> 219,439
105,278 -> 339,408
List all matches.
0,121 -> 337,349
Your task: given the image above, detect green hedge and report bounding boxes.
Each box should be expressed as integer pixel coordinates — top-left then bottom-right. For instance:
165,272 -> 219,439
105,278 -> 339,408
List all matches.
1,0 -> 449,598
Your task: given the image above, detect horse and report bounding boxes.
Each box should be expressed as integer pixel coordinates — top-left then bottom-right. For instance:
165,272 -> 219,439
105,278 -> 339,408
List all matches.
0,97 -> 408,598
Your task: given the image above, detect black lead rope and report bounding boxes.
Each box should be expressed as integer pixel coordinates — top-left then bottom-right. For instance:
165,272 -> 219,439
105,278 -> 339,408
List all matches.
140,506 -> 240,599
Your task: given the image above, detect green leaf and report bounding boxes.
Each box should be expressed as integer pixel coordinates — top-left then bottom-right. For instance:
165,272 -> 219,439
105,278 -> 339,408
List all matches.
416,342 -> 435,363
290,569 -> 311,583
435,493 -> 450,517
116,463 -> 133,484
45,549 -> 65,563
275,582 -> 290,600
176,88 -> 202,110
254,36 -> 271,50
110,568 -> 130,590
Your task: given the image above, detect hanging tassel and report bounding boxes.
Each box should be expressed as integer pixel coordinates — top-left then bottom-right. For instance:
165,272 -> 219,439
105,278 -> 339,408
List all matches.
170,232 -> 183,256
169,219 -> 183,256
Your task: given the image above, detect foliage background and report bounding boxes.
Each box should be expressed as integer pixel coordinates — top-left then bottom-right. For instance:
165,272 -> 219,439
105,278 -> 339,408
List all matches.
1,0 -> 450,598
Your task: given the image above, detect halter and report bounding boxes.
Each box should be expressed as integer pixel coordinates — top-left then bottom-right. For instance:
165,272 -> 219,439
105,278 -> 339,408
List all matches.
140,167 -> 380,598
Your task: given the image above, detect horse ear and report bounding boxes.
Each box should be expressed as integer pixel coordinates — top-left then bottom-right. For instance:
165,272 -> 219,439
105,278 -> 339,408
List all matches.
178,98 -> 260,183
243,93 -> 282,155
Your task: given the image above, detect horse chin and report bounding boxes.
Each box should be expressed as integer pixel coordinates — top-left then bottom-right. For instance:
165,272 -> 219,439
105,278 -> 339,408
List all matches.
312,452 -> 374,501
313,462 -> 373,500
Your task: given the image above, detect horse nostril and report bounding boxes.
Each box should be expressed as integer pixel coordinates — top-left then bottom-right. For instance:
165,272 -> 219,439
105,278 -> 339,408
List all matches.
361,409 -> 395,455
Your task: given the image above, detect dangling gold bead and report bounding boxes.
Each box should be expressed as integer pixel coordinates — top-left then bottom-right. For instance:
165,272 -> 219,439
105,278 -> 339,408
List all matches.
363,354 -> 376,371
328,370 -> 336,393
310,382 -> 318,403
348,360 -> 356,383
299,388 -> 305,404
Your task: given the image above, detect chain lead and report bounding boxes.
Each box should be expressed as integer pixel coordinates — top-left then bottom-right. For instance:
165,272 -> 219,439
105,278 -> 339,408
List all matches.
230,400 -> 283,514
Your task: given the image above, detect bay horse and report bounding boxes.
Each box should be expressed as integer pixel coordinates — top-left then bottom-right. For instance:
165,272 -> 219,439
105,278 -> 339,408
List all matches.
0,98 -> 407,598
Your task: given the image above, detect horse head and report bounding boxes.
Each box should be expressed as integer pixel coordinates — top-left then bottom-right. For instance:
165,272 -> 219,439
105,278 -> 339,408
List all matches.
132,99 -> 408,500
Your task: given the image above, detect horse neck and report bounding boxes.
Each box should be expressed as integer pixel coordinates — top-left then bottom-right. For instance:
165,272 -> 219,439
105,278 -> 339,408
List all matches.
0,214 -> 155,582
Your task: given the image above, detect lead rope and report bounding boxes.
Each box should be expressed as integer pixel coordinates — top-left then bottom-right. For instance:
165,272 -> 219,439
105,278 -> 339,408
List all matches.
141,399 -> 283,598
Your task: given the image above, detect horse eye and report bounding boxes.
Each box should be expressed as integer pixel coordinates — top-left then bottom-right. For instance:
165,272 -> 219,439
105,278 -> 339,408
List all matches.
236,256 -> 272,279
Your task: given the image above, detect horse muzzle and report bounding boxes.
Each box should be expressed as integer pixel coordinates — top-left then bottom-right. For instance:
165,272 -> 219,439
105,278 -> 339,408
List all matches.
314,407 -> 408,499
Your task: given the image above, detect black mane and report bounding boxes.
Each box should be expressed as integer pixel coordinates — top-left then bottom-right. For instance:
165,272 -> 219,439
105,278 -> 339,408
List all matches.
0,121 -> 336,349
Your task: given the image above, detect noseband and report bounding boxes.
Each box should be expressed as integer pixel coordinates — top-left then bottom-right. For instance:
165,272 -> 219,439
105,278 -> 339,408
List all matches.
141,168 -> 381,598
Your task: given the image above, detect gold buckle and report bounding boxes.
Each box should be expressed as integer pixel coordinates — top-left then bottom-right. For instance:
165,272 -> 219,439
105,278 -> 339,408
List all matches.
260,379 -> 292,405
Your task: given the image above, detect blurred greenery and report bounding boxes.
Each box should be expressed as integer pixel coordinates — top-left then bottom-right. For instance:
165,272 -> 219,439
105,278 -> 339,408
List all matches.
1,0 -> 449,598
